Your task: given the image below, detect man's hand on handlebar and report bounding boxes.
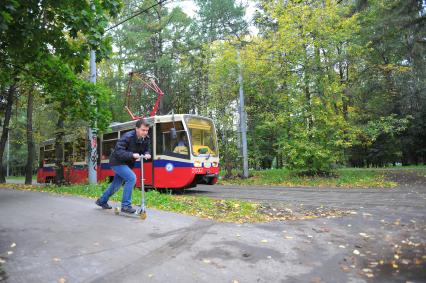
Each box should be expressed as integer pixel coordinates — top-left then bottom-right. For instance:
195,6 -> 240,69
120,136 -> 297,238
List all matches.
133,153 -> 151,161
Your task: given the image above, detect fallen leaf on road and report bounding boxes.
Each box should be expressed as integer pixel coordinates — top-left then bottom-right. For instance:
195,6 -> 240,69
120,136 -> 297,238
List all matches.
53,258 -> 61,262
312,227 -> 329,233
284,236 -> 293,239
261,239 -> 268,243
10,243 -> 16,248
58,277 -> 66,283
0,259 -> 5,264
202,259 -> 211,264
7,251 -> 13,255
359,233 -> 369,238
353,250 -> 360,255
148,274 -> 154,278
339,245 -> 346,249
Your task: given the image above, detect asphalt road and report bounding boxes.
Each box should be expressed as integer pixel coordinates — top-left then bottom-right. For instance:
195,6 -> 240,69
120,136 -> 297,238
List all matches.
186,172 -> 426,210
0,172 -> 425,282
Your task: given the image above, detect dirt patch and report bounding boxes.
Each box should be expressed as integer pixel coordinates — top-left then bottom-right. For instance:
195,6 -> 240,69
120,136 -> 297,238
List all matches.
386,171 -> 426,187
257,203 -> 353,221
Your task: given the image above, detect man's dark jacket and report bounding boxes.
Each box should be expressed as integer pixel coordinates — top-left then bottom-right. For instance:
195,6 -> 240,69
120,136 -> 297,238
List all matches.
109,130 -> 151,168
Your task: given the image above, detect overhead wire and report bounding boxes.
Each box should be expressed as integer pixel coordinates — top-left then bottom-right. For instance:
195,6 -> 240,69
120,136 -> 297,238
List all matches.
105,0 -> 169,32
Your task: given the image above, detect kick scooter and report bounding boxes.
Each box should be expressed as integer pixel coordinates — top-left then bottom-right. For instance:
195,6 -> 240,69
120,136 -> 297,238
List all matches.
114,155 -> 147,220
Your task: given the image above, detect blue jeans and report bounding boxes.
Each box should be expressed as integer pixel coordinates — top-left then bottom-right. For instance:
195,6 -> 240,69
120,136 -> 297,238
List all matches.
99,165 -> 136,208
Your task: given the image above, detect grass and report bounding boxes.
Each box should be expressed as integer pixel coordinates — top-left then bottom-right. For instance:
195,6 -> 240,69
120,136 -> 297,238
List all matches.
6,175 -> 36,181
0,182 -> 269,223
219,167 -> 398,188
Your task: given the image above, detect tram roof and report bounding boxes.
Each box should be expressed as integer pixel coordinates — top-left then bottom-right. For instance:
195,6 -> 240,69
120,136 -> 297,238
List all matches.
40,135 -> 79,146
109,114 -> 213,132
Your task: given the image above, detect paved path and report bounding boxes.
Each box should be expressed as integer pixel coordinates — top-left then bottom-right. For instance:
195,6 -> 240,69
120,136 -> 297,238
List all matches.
0,173 -> 425,282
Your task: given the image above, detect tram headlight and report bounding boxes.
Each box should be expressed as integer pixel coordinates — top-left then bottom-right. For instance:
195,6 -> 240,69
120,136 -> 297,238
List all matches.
194,161 -> 202,167
212,162 -> 218,167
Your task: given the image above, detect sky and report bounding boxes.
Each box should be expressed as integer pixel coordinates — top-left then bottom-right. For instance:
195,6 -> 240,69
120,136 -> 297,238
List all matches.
166,0 -> 257,27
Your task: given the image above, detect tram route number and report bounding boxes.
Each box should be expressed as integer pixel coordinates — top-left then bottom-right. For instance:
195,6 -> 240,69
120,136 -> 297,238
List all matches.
191,168 -> 203,174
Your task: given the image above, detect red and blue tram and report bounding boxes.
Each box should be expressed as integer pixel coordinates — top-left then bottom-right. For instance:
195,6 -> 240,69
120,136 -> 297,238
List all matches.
37,114 -> 220,189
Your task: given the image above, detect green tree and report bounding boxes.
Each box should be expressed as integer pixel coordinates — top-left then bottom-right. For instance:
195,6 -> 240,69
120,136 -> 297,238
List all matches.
241,0 -> 358,173
105,0 -> 193,117
0,0 -> 122,183
348,0 -> 426,166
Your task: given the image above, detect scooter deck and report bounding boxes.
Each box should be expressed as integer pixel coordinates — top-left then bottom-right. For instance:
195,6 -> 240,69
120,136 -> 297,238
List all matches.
114,206 -> 147,220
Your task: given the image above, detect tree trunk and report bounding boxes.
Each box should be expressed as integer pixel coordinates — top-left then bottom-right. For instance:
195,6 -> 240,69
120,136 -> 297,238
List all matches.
25,87 -> 35,184
54,104 -> 65,184
0,83 -> 17,183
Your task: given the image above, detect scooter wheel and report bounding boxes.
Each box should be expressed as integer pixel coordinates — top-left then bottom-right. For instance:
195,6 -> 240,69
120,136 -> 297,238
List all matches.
114,207 -> 120,215
140,212 -> 147,220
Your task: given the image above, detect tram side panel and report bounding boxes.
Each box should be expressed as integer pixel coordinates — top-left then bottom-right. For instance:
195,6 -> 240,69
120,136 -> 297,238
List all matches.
153,159 -> 195,189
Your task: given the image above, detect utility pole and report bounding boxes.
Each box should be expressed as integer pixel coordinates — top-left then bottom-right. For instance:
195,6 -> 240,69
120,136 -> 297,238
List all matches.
237,48 -> 248,178
6,131 -> 9,177
88,49 -> 97,184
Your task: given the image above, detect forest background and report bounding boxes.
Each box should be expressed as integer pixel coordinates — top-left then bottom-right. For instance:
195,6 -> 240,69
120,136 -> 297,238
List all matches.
0,0 -> 425,183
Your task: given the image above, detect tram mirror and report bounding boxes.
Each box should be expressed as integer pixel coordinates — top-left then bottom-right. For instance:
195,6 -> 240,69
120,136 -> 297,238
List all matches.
170,127 -> 177,139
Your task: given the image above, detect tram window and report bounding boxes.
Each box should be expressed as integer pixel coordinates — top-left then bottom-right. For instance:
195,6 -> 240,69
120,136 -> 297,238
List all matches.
45,144 -> 54,151
64,142 -> 73,163
102,132 -> 118,160
186,117 -> 218,157
102,139 -> 116,160
120,129 -> 132,137
74,139 -> 86,162
39,147 -> 44,167
43,149 -> 55,164
103,132 -> 118,140
156,122 -> 189,159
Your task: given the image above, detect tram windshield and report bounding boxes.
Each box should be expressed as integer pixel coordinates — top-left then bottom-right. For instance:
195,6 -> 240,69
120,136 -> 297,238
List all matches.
185,117 -> 218,157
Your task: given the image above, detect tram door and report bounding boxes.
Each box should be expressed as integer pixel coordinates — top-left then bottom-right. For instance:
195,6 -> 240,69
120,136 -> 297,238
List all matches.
154,120 -> 193,188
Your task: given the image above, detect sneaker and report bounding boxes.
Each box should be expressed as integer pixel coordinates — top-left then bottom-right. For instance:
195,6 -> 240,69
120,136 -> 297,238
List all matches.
121,206 -> 136,214
96,199 -> 112,209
